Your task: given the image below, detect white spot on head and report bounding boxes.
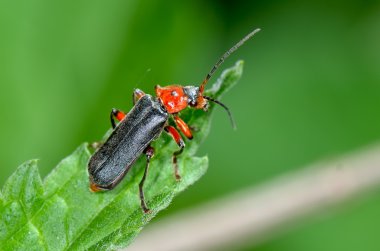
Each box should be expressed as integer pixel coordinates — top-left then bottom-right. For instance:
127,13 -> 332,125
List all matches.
171,91 -> 178,97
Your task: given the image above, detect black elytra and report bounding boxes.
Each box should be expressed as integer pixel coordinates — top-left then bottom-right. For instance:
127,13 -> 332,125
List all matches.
88,95 -> 168,190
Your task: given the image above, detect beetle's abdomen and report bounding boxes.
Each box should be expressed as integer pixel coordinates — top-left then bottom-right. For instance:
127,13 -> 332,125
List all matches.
88,95 -> 168,189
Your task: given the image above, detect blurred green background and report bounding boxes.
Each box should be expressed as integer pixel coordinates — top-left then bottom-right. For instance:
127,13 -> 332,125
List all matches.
1,0 -> 380,250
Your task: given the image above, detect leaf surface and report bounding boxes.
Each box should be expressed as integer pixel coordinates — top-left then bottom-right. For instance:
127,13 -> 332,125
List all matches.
0,61 -> 243,250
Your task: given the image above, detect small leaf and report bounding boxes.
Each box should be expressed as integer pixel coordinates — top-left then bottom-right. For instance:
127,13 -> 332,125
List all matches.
0,160 -> 44,245
2,160 -> 43,217
0,61 -> 243,250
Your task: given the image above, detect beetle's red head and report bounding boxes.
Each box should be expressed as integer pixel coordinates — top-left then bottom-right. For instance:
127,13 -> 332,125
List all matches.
155,85 -> 208,114
156,28 -> 260,126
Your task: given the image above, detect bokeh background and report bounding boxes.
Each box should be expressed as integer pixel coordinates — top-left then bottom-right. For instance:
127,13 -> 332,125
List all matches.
1,0 -> 380,250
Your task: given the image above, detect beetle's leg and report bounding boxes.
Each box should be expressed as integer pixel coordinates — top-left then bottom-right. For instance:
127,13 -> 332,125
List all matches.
173,114 -> 193,140
93,108 -> 126,148
164,125 -> 185,180
139,145 -> 154,213
110,108 -> 126,129
133,88 -> 146,105
110,89 -> 145,129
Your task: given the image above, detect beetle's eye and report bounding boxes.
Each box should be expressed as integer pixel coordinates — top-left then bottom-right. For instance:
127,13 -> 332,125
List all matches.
203,103 -> 209,111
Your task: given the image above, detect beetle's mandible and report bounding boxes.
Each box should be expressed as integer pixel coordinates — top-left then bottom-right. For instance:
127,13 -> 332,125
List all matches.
88,28 -> 261,213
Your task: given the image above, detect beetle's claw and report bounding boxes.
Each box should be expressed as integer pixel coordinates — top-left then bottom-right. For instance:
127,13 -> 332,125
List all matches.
143,208 -> 152,214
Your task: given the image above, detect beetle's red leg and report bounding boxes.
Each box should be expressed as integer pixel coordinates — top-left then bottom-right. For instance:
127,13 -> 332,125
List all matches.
110,89 -> 145,129
110,108 -> 126,129
92,108 -> 125,150
165,125 -> 185,180
173,115 -> 193,140
133,88 -> 146,105
139,145 -> 154,213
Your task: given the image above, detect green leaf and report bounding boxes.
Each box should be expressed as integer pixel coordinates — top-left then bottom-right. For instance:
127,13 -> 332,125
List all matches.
0,61 -> 243,251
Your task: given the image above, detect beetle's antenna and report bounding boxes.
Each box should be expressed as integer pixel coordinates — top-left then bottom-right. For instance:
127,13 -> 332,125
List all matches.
199,28 -> 261,93
203,95 -> 236,130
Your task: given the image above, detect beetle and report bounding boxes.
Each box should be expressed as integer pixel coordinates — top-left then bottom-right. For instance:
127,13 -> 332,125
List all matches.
88,28 -> 261,213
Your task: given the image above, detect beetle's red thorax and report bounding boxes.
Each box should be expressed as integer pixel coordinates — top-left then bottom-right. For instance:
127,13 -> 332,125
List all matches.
155,85 -> 188,113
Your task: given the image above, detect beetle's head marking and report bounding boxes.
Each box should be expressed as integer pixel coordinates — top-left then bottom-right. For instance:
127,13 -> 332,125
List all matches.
183,85 -> 208,111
